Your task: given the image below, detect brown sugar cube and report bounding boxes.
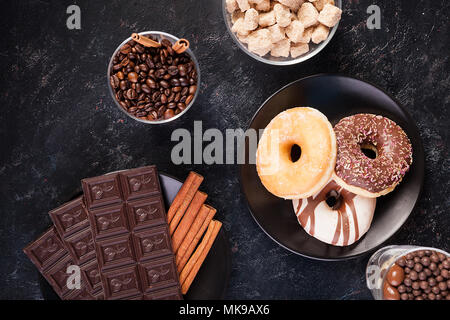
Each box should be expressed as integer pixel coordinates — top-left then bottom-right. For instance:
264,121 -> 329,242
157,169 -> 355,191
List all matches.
311,24 -> 330,44
274,3 -> 292,27
317,3 -> 342,27
232,17 -> 250,36
259,10 -> 276,27
277,0 -> 304,11
268,23 -> 286,43
297,26 -> 313,43
244,8 -> 259,31
248,29 -> 273,56
236,0 -> 251,12
313,0 -> 335,11
297,2 -> 319,28
255,0 -> 271,11
286,20 -> 305,43
271,39 -> 291,57
226,0 -> 238,13
290,42 -> 309,58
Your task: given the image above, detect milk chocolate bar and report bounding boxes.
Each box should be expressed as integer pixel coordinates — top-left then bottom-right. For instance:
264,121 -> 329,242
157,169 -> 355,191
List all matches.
49,197 -> 104,296
81,166 -> 182,300
23,227 -> 96,300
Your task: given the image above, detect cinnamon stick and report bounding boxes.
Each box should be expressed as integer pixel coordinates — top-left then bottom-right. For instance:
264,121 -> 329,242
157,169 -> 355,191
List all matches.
167,172 -> 203,223
176,207 -> 216,273
180,220 -> 222,294
169,191 -> 207,235
175,205 -> 213,263
172,203 -> 208,253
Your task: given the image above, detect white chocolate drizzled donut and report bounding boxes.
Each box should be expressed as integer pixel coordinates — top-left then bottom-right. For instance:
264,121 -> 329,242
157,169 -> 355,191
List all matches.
292,179 -> 376,246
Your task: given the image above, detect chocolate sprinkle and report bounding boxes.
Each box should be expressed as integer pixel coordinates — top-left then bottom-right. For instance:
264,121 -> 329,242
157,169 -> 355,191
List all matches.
334,114 -> 413,194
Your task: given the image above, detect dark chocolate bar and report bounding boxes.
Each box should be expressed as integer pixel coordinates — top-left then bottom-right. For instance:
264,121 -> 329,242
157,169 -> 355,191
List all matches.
23,227 -> 96,300
81,166 -> 182,300
49,197 -> 104,296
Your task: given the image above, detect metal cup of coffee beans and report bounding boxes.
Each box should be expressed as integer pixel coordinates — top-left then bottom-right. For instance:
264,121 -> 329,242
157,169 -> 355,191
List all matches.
108,31 -> 200,124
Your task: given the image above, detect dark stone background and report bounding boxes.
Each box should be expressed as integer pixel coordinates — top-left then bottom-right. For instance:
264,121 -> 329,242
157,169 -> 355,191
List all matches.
0,0 -> 448,299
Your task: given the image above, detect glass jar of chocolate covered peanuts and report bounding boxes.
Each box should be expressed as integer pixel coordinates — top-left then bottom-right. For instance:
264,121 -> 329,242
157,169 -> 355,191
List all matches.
366,245 -> 450,300
108,31 -> 200,124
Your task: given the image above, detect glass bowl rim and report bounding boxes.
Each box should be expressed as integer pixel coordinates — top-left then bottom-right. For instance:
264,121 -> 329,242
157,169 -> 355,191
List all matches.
107,31 -> 201,125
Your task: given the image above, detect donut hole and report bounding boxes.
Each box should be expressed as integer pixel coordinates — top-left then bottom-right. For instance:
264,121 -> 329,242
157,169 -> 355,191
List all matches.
361,143 -> 378,159
325,190 -> 342,210
290,144 -> 302,163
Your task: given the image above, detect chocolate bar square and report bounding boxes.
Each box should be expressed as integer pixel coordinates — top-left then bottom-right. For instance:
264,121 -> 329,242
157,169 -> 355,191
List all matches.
96,234 -> 135,270
126,196 -> 166,231
119,166 -> 160,200
138,256 -> 178,293
101,265 -> 141,300
64,227 -> 96,264
23,227 -> 66,272
132,225 -> 172,262
49,197 -> 89,238
88,204 -> 129,240
82,174 -> 123,209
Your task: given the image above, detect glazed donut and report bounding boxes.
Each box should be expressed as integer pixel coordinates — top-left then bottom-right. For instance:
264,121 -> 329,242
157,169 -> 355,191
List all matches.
256,107 -> 336,199
333,114 -> 413,198
292,179 -> 376,246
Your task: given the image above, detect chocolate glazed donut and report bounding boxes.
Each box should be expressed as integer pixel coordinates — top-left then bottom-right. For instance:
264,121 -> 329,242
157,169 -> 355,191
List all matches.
333,114 -> 413,198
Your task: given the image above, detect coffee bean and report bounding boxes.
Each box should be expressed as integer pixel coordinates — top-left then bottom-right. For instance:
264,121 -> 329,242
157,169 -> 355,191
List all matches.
189,85 -> 197,95
164,108 -> 175,119
141,84 -> 151,94
128,72 -> 139,83
185,94 -> 194,105
160,80 -> 170,89
168,65 -> 179,76
179,77 -> 189,87
171,78 -> 180,87
178,64 -> 187,76
110,75 -> 119,88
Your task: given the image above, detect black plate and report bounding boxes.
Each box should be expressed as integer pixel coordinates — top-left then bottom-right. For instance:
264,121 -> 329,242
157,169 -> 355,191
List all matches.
39,172 -> 231,300
240,74 -> 424,260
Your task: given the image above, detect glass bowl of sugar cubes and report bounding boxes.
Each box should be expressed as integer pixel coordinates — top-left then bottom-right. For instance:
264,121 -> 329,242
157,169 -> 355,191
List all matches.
223,0 -> 342,65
